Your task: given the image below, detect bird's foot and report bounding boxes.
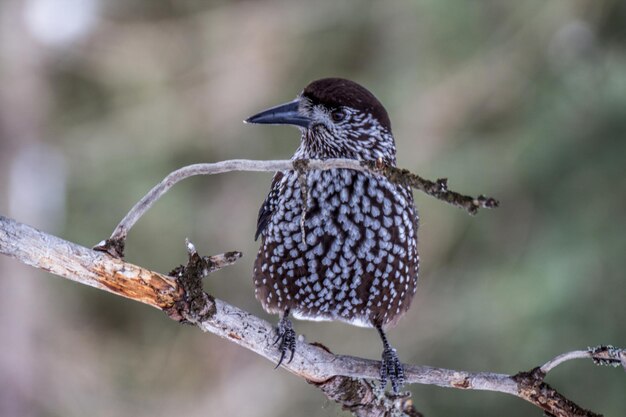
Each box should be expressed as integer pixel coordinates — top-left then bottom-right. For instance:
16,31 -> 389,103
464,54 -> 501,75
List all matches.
273,316 -> 296,368
380,346 -> 405,393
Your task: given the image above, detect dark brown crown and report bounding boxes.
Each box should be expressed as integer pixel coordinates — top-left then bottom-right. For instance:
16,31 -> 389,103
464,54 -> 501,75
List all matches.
302,78 -> 391,131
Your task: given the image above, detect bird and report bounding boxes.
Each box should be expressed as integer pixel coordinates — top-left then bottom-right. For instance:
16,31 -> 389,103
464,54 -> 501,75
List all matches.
246,78 -> 419,393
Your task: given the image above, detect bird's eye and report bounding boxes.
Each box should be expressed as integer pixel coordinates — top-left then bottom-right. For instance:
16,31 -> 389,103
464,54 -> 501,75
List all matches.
331,109 -> 345,122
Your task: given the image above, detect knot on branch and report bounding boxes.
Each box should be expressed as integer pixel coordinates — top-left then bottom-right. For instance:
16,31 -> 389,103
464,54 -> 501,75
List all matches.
435,178 -> 448,192
471,195 -> 500,213
513,367 -> 601,417
165,240 -> 242,323
93,237 -> 126,258
512,366 -> 546,387
589,345 -> 626,370
292,158 -> 310,173
312,377 -> 421,417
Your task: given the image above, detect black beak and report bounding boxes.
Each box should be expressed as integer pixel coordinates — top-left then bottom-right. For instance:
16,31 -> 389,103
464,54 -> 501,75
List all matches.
245,99 -> 311,128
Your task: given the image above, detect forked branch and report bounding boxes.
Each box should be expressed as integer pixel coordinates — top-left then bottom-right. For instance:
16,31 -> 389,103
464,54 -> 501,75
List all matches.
94,159 -> 498,257
1,215 -> 623,417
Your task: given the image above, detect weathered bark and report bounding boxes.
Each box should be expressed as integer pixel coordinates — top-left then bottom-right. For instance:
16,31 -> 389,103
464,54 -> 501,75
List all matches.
2,215 -> 624,416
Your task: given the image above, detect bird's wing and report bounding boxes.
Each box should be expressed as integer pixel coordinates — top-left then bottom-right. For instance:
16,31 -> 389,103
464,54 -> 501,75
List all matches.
255,171 -> 284,241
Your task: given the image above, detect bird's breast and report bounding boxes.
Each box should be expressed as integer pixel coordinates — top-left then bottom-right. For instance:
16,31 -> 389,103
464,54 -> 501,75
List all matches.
254,168 -> 419,328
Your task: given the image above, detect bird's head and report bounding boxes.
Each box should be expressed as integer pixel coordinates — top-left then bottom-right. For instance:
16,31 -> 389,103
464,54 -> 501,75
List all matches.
246,78 -> 396,162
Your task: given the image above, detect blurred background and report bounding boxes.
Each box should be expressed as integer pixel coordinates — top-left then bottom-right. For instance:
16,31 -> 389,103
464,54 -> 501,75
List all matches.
1,0 -> 625,416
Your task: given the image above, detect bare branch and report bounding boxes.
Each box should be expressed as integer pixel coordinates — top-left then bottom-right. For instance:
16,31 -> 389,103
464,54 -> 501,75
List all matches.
540,350 -> 593,374
538,346 -> 626,376
93,159 -> 499,257
0,215 -> 181,308
2,215 -> 620,417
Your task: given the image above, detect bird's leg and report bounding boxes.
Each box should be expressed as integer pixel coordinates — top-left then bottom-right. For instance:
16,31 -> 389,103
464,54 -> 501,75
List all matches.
376,325 -> 405,393
273,308 -> 296,368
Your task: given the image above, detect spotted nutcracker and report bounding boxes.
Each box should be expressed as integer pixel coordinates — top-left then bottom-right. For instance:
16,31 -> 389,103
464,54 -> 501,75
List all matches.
246,78 -> 419,392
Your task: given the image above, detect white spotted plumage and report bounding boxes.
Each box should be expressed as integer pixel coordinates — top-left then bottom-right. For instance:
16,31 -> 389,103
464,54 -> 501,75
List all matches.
254,103 -> 419,329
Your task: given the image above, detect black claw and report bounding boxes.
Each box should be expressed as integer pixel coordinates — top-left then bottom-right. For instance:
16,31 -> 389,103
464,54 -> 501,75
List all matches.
275,349 -> 286,370
274,315 -> 296,369
288,344 -> 296,364
273,332 -> 282,346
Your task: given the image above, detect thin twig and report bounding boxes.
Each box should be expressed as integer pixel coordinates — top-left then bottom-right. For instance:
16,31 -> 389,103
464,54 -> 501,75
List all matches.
540,346 -> 626,374
93,159 -> 498,257
2,215 -> 619,417
541,351 -> 593,374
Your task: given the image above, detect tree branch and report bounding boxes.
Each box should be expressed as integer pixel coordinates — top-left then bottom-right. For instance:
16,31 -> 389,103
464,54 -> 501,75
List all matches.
1,215 -> 622,417
93,159 -> 499,257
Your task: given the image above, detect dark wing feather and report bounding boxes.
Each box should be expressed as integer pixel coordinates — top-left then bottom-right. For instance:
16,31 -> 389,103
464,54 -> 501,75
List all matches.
255,172 -> 284,241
